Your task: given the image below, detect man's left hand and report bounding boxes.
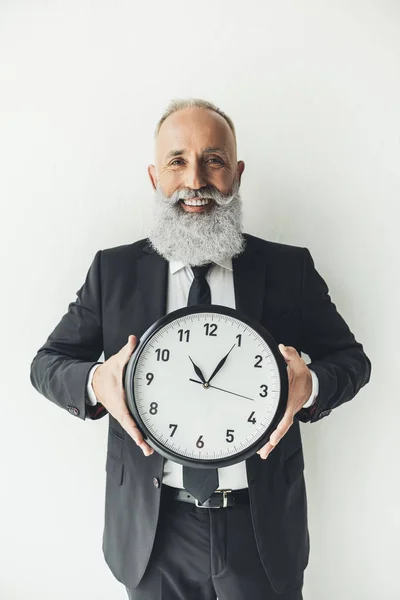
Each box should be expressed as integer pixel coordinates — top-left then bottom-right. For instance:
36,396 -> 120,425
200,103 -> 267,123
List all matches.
257,344 -> 312,460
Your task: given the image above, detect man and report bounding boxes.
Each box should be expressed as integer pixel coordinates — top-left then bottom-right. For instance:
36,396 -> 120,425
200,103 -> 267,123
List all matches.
30,98 -> 371,600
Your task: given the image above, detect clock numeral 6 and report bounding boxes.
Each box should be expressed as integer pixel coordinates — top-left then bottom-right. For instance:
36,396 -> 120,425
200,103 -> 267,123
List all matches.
204,323 -> 218,336
169,424 -> 178,437
259,385 -> 268,397
226,429 -> 235,443
146,373 -> 154,385
149,402 -> 158,415
155,348 -> 170,362
196,435 -> 204,448
247,411 -> 256,424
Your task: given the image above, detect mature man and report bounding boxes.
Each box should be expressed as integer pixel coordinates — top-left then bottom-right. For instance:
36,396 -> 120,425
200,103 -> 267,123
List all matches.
30,98 -> 371,600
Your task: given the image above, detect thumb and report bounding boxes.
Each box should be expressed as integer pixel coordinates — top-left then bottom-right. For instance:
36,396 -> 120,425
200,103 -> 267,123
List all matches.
278,344 -> 297,364
121,335 -> 138,363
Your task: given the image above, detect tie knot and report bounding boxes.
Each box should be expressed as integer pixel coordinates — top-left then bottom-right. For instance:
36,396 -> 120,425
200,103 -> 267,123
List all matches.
191,263 -> 213,279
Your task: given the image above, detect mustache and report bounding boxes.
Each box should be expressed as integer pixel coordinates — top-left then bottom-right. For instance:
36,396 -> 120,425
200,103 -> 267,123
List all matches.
160,180 -> 239,207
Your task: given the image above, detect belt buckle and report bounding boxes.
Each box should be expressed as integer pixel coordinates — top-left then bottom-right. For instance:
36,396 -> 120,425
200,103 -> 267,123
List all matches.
217,489 -> 232,508
194,489 -> 233,508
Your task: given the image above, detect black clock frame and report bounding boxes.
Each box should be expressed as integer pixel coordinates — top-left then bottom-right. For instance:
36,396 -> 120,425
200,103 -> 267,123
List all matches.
124,304 -> 289,469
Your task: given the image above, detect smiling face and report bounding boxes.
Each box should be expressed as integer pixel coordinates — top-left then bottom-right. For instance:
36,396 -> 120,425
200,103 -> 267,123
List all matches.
147,106 -> 246,266
148,107 -> 245,212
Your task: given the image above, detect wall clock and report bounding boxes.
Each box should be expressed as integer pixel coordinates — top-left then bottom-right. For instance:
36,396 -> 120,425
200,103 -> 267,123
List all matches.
124,305 -> 288,468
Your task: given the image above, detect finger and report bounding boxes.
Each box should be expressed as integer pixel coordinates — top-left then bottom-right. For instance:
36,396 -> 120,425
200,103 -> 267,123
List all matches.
120,411 -> 154,456
278,344 -> 300,366
120,335 -> 138,365
258,413 -> 293,459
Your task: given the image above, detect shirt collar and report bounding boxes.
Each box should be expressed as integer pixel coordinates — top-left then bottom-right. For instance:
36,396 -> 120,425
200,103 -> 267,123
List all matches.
169,257 -> 233,275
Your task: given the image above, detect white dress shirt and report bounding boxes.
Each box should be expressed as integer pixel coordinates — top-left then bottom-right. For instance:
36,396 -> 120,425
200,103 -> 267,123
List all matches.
86,258 -> 318,490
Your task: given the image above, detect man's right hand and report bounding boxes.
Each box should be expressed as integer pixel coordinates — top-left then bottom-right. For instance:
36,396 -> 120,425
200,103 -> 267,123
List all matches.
92,335 -> 154,457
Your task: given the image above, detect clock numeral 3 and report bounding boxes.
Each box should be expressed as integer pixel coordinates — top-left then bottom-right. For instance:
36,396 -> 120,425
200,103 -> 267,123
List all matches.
169,424 -> 178,437
149,402 -> 158,415
146,373 -> 154,385
226,429 -> 235,443
178,329 -> 190,342
196,435 -> 204,448
155,348 -> 170,362
259,385 -> 268,397
204,323 -> 218,336
247,411 -> 256,424
254,355 -> 263,368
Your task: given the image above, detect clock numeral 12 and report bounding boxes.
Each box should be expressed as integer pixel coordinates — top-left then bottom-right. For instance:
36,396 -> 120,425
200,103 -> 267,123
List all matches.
226,429 -> 235,443
196,435 -> 204,448
178,329 -> 190,342
169,424 -> 178,437
204,323 -> 218,336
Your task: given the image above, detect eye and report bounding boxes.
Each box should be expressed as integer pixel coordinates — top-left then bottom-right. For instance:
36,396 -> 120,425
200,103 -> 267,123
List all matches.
206,157 -> 224,165
170,159 -> 185,166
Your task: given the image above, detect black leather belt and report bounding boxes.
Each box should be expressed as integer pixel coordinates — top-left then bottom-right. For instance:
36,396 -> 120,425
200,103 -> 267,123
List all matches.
165,486 -> 250,508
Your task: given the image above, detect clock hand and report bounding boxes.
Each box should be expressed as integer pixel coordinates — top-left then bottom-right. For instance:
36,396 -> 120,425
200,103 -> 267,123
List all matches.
206,343 -> 236,385
188,356 -> 206,384
189,379 -> 255,401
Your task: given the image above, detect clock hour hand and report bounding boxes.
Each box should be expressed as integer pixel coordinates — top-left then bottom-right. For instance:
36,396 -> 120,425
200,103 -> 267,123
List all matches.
189,379 -> 255,402
206,343 -> 236,385
188,356 -> 206,384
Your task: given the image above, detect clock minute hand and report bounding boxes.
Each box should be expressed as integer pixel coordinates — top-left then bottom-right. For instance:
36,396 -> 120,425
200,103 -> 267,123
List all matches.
189,379 -> 255,402
206,343 -> 236,385
188,356 -> 206,384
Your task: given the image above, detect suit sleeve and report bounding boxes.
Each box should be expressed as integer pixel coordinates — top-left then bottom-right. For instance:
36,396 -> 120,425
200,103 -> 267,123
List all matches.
296,248 -> 371,424
29,250 -> 108,421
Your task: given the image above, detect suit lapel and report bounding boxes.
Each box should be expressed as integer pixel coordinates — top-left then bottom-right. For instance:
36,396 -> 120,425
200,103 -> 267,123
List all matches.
233,235 -> 266,323
136,241 -> 169,333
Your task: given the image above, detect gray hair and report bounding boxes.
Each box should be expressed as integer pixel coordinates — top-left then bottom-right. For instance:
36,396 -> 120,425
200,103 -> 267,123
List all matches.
154,97 -> 236,143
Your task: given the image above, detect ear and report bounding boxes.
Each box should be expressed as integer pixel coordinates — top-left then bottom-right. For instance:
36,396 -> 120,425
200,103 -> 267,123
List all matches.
148,164 -> 158,190
237,160 -> 245,185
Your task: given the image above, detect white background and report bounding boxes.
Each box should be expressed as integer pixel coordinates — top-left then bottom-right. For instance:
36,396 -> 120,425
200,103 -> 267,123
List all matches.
0,1 -> 399,599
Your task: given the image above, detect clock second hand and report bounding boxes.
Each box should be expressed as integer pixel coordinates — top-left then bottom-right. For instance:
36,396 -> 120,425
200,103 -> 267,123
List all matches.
189,379 -> 255,402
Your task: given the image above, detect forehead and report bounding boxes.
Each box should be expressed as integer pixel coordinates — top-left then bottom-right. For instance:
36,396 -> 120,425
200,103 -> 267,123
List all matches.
156,107 -> 236,162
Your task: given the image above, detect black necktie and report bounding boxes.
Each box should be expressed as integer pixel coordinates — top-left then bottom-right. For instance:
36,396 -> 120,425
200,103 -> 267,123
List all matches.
187,264 -> 212,306
183,263 -> 220,504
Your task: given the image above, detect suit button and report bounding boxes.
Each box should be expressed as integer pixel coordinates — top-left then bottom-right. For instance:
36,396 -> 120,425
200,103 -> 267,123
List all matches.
67,406 -> 80,417
153,477 -> 160,488
318,409 -> 332,419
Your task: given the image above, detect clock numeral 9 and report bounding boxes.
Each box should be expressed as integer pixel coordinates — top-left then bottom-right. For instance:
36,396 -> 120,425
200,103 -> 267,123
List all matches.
178,329 -> 190,342
196,435 -> 204,448
149,402 -> 158,415
226,429 -> 235,443
254,355 -> 263,368
204,323 -> 218,336
259,385 -> 268,397
146,373 -> 154,385
155,348 -> 170,362
169,424 -> 178,437
247,411 -> 256,424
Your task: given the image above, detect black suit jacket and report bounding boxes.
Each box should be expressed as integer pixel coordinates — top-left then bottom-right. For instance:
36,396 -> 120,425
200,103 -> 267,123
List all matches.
30,234 -> 371,594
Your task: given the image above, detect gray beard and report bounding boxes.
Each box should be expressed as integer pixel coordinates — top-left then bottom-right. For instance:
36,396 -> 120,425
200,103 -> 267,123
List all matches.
148,178 -> 246,266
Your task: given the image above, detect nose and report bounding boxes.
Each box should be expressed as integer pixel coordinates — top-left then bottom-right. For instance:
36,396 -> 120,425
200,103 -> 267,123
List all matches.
183,162 -> 207,191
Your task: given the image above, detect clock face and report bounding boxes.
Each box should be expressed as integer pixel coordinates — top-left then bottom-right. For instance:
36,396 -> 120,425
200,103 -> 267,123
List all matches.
125,305 -> 288,469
